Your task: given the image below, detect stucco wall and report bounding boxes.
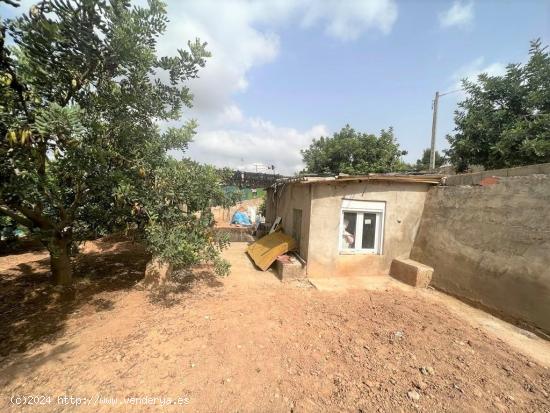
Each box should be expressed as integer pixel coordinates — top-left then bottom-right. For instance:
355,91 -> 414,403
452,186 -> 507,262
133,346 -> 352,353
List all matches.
265,188 -> 277,226
267,184 -> 312,259
212,198 -> 263,226
306,181 -> 430,278
411,174 -> 550,336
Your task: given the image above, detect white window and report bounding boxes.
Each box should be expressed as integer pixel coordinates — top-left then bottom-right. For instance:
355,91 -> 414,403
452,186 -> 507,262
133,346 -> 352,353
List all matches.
339,200 -> 385,254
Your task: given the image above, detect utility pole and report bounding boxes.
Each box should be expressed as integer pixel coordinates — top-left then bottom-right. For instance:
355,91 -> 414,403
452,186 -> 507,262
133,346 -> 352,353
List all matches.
429,88 -> 464,171
429,91 -> 439,171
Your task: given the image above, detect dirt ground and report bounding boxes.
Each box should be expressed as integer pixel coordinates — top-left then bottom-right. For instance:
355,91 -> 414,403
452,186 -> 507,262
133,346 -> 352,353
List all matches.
0,238 -> 549,412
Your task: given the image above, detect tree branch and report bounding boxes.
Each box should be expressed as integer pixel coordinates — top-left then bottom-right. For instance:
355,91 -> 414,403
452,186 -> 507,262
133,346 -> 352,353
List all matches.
0,205 -> 34,228
60,60 -> 98,107
0,26 -> 31,121
1,0 -> 21,7
13,203 -> 56,230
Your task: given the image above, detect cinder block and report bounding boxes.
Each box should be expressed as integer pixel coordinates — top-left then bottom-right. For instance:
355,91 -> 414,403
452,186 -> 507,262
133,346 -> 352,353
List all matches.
214,227 -> 255,242
485,168 -> 509,178
445,163 -> 550,187
275,254 -> 306,282
470,172 -> 483,185
390,258 -> 433,288
510,164 -> 545,176
445,175 -> 462,186
461,175 -> 474,185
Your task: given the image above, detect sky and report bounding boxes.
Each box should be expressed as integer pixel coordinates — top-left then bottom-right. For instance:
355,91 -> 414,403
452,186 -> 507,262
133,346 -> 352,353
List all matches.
3,0 -> 549,174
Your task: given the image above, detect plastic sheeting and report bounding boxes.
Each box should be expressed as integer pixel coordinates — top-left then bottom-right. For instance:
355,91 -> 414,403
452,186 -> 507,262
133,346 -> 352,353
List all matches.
231,211 -> 251,225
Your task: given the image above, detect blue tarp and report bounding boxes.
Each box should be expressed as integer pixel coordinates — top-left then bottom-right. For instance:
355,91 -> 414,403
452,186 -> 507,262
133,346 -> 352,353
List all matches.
231,211 -> 251,225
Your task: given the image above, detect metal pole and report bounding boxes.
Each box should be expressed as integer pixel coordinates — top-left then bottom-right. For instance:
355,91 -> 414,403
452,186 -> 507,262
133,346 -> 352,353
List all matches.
429,91 -> 439,171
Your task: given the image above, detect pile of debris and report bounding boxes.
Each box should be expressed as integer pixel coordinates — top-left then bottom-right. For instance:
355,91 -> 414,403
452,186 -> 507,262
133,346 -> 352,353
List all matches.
246,228 -> 305,282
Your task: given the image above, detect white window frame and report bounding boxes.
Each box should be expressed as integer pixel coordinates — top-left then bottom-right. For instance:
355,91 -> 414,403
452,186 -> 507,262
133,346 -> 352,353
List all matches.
339,200 -> 385,254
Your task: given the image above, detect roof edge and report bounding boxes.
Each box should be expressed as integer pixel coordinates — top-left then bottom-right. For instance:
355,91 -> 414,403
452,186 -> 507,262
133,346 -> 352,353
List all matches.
267,174 -> 443,188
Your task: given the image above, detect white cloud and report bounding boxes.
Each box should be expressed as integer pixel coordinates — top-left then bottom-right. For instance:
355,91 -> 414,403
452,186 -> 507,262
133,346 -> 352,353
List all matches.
444,56 -> 507,103
153,1 -> 281,115
300,0 -> 398,40
439,1 -> 474,29
217,105 -> 245,125
11,0 -> 396,175
154,0 -> 398,115
148,0 -> 398,175
452,57 -> 507,86
187,116 -> 329,175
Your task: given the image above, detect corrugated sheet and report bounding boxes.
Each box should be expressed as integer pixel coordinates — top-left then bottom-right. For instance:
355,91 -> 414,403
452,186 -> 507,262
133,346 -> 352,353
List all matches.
268,174 -> 443,188
331,175 -> 442,185
246,231 -> 297,271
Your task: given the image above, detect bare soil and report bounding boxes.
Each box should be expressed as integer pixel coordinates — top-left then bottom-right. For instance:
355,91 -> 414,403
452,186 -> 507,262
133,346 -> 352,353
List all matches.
0,239 -> 549,412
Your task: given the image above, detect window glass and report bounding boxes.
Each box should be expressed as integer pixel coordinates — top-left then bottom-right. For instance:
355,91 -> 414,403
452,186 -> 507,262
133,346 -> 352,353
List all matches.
361,213 -> 377,249
342,212 -> 357,248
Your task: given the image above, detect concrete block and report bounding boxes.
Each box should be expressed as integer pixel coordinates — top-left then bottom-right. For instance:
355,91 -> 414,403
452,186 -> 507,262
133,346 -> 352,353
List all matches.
275,254 -> 306,282
509,164 -> 546,176
446,163 -> 550,187
390,258 -> 433,288
470,172 -> 483,185
214,226 -> 255,242
445,175 -> 462,186
485,168 -> 509,178
447,174 -> 475,186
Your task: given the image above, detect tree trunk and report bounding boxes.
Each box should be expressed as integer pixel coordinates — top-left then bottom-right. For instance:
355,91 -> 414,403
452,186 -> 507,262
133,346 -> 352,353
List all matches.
142,257 -> 173,289
49,236 -> 73,285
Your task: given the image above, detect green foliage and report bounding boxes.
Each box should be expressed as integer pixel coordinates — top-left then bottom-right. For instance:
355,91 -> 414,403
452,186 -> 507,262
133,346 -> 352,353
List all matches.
141,160 -> 232,276
415,148 -> 445,171
447,39 -> 550,172
0,0 -> 232,283
0,215 -> 18,241
34,103 -> 85,140
258,196 -> 266,217
301,125 -> 408,175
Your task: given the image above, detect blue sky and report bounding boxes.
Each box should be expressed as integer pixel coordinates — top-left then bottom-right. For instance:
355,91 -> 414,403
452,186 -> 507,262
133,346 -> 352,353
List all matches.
3,0 -> 549,174
172,0 -> 549,174
239,1 -> 548,137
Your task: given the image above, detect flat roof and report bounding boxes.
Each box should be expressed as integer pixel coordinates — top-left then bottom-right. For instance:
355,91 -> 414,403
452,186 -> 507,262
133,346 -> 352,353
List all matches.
268,174 -> 443,188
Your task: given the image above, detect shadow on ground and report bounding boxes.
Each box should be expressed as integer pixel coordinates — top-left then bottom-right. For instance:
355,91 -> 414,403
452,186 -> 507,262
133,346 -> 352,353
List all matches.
0,341 -> 78,385
0,236 -> 226,358
147,266 -> 224,308
0,238 -> 151,358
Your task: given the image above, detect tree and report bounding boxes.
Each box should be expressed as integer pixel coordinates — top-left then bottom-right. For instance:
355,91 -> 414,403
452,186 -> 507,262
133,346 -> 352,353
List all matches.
415,148 -> 444,171
447,39 -> 550,172
301,125 -> 408,175
0,0 -> 232,285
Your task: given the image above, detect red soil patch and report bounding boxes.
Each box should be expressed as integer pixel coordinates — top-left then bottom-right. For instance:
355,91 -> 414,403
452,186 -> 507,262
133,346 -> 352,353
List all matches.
0,240 -> 548,412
